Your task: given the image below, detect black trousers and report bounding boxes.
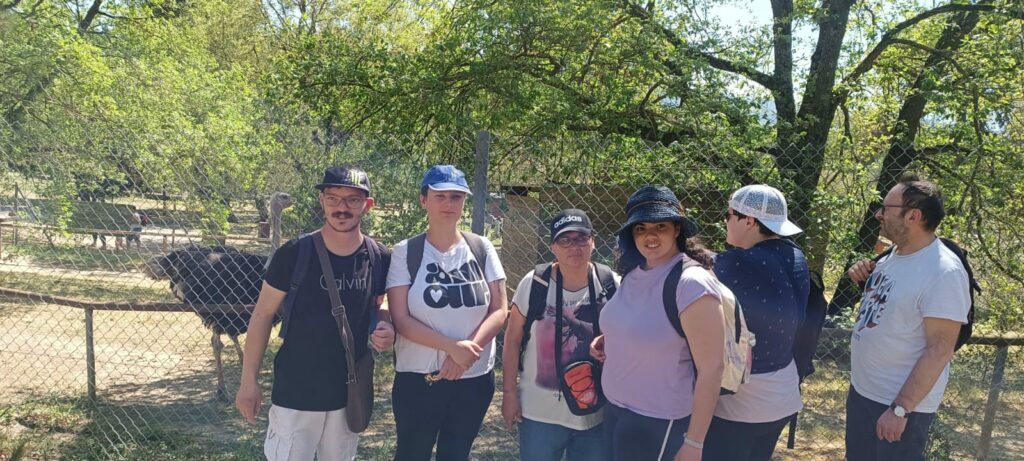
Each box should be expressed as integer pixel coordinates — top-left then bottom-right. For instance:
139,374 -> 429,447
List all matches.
392,371 -> 494,461
845,386 -> 936,461
604,403 -> 690,461
703,414 -> 794,460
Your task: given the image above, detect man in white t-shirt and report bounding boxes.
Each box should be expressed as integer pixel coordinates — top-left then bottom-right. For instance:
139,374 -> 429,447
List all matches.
846,176 -> 970,461
501,209 -> 619,461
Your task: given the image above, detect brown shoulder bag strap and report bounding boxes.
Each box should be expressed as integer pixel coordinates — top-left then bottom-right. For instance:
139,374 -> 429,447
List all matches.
313,232 -> 359,384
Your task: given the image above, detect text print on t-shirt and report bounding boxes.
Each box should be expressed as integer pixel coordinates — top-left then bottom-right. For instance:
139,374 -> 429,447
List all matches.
854,271 -> 895,334
423,261 -> 489,309
319,272 -> 369,292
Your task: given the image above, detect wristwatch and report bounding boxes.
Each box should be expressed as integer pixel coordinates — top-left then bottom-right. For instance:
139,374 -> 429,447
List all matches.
889,402 -> 910,418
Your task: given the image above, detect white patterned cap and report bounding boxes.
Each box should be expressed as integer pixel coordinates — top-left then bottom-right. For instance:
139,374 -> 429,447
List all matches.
729,184 -> 803,237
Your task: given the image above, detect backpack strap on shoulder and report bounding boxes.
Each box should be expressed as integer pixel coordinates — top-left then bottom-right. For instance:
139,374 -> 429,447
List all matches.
362,235 -> 383,335
663,260 -> 686,337
518,263 -> 554,371
278,233 -> 314,339
406,233 -> 427,283
460,231 -> 489,279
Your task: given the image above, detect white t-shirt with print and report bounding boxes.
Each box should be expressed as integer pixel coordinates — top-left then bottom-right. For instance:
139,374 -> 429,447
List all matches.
850,238 -> 970,413
386,235 -> 505,378
511,266 -> 621,430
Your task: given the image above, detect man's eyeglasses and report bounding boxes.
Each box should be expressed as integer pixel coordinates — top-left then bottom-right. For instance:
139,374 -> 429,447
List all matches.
323,194 -> 367,209
554,234 -> 593,248
878,203 -> 912,211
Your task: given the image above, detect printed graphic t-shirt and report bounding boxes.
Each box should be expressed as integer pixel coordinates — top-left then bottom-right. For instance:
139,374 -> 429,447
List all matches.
264,236 -> 390,411
851,237 -> 970,413
511,266 -> 621,430
386,235 -> 505,378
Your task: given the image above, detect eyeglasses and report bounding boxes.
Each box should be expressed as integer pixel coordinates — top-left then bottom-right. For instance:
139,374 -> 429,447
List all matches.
725,209 -> 746,221
322,194 -> 367,209
554,234 -> 593,248
878,203 -> 912,211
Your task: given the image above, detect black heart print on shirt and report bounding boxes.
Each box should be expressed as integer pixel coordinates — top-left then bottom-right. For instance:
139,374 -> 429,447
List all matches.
422,261 -> 487,309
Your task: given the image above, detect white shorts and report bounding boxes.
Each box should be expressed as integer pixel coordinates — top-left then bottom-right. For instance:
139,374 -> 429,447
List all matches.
264,405 -> 359,461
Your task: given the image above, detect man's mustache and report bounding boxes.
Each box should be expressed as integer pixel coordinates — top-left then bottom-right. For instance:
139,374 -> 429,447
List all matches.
331,211 -> 355,220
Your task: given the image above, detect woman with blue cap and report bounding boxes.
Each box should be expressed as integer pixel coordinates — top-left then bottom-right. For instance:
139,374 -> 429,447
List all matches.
386,165 -> 507,461
591,185 -> 725,461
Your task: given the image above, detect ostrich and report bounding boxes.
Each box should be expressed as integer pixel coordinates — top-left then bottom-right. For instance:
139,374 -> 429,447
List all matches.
143,192 -> 293,398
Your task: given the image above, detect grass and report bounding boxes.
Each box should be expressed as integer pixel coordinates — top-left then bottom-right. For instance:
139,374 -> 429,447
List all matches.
2,249 -> 1024,460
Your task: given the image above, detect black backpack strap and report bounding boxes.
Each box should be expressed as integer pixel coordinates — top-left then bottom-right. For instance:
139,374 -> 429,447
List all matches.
589,263 -> 617,335
787,413 -> 798,449
519,263 -> 554,371
405,233 -> 426,283
663,259 -> 705,338
461,231 -> 489,280
363,236 -> 383,336
278,233 -> 313,339
938,238 -> 980,351
663,260 -> 686,337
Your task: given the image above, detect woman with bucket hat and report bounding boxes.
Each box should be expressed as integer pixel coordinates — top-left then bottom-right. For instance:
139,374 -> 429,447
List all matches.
702,184 -> 810,460
591,185 -> 726,461
385,165 -> 507,461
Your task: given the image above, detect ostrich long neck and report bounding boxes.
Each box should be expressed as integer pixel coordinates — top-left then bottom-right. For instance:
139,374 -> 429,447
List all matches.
270,200 -> 284,254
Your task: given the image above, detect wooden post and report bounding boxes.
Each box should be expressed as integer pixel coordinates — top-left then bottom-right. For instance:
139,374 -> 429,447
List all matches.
85,307 -> 97,402
472,130 -> 490,235
977,345 -> 1009,460
0,218 -> 4,258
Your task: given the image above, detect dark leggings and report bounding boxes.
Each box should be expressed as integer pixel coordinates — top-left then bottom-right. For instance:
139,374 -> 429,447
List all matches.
703,414 -> 795,460
392,371 -> 495,461
604,403 -> 690,461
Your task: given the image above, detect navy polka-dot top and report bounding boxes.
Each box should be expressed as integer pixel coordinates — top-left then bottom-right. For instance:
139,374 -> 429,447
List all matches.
714,239 -> 810,374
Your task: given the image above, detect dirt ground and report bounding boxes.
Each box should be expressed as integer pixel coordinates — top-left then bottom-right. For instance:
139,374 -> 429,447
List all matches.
2,254 -> 1023,460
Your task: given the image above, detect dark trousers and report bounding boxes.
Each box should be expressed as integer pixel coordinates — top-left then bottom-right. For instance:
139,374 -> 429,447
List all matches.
604,403 -> 690,461
703,413 -> 794,460
392,371 -> 494,461
845,386 -> 936,461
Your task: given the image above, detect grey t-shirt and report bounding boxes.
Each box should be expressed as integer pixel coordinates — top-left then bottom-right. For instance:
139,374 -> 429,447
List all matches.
851,238 -> 970,413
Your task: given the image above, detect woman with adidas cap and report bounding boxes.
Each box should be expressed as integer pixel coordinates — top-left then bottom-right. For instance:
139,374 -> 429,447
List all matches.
502,208 -> 620,461
386,165 -> 507,461
702,184 -> 810,460
590,185 -> 725,461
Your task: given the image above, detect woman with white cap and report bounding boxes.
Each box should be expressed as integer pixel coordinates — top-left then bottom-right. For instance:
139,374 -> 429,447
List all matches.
702,184 -> 810,460
591,185 -> 725,461
386,165 -> 507,461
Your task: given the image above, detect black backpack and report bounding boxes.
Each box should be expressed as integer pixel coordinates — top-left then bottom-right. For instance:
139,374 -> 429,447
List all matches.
772,240 -> 827,449
873,237 -> 980,352
518,262 -> 618,371
406,231 -> 489,283
277,232 -> 386,339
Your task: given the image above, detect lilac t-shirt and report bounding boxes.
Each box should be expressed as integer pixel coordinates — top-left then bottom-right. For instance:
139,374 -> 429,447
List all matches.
600,253 -> 721,420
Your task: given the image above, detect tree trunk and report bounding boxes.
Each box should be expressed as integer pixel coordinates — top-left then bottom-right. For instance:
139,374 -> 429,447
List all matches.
827,10 -> 983,317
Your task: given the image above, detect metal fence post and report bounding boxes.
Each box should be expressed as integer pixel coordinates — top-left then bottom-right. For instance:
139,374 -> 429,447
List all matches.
85,307 -> 97,402
976,345 -> 1009,460
472,130 -> 490,235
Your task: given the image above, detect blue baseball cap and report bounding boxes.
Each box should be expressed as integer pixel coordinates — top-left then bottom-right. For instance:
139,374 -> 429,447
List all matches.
421,165 -> 472,195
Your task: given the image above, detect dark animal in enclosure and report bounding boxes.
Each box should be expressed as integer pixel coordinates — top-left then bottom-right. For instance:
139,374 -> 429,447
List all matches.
142,192 -> 292,398
143,245 -> 276,398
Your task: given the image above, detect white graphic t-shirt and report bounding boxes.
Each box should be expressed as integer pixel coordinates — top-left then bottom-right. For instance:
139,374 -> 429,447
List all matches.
386,235 -> 505,378
511,266 -> 620,430
851,238 -> 970,413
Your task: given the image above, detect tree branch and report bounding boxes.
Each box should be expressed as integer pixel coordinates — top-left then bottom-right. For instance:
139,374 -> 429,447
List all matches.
837,2 -> 1002,103
620,0 -> 778,92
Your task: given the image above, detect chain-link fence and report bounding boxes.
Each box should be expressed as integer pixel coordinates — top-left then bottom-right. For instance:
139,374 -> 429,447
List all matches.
1,131 -> 1022,460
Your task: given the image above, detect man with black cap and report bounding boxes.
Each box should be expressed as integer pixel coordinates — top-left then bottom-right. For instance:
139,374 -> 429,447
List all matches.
501,209 -> 619,461
236,165 -> 394,461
